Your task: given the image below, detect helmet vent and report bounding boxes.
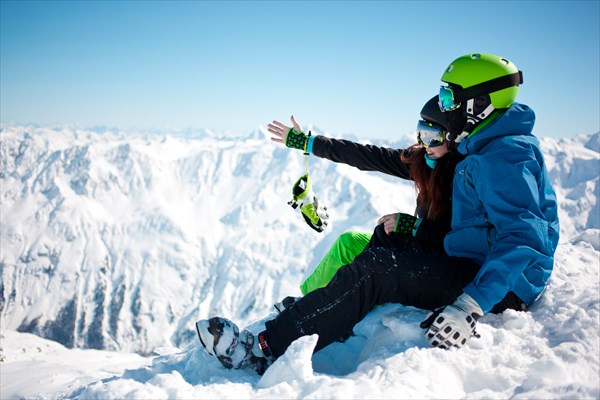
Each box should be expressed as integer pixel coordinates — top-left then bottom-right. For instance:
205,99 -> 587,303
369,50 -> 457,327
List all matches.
500,58 -> 510,65
471,54 -> 481,59
446,65 -> 454,73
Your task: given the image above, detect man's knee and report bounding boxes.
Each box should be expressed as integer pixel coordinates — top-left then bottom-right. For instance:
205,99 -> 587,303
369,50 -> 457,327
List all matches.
334,231 -> 368,259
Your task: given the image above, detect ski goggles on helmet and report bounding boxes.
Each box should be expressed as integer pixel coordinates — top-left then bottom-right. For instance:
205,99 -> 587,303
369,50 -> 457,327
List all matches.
439,71 -> 524,112
417,120 -> 446,148
438,85 -> 461,112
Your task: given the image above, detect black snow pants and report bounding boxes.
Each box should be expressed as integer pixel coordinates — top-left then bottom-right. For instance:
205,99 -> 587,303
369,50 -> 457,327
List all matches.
264,224 -> 523,358
265,245 -> 479,357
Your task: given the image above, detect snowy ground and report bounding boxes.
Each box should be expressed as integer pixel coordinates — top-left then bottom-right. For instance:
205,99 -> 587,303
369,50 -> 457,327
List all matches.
2,234 -> 598,399
1,128 -> 599,398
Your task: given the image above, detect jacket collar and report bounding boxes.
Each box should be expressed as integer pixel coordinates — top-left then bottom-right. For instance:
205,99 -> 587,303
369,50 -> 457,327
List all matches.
457,102 -> 536,155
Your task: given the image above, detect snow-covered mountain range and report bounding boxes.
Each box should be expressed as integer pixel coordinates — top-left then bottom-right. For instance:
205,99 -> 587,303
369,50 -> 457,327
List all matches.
0,125 -> 597,355
0,126 -> 600,399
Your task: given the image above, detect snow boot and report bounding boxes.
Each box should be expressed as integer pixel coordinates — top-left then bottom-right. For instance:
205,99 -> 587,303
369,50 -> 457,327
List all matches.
195,317 -> 273,375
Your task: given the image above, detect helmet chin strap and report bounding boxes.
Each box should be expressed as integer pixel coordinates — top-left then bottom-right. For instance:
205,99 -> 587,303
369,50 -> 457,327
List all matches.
453,98 -> 495,143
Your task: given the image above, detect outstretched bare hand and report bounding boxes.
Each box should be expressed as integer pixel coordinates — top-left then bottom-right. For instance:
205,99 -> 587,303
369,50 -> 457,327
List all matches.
268,115 -> 303,145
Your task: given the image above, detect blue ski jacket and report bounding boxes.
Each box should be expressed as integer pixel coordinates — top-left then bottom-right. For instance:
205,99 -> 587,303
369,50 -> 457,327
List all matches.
446,102 -> 560,313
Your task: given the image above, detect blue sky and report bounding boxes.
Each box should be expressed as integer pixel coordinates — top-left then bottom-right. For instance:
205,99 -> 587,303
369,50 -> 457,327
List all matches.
1,1 -> 599,140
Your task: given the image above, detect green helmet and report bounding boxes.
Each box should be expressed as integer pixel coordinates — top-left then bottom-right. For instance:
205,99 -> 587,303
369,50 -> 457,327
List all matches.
441,53 -> 523,109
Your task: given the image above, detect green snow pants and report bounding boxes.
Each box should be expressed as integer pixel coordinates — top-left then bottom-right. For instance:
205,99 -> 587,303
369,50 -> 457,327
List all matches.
300,231 -> 371,295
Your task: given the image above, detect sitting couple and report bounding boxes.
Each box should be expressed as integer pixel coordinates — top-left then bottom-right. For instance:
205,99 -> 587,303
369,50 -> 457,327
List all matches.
195,54 -> 560,375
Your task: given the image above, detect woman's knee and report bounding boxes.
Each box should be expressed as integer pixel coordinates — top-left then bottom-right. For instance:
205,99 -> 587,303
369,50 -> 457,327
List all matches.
351,247 -> 396,275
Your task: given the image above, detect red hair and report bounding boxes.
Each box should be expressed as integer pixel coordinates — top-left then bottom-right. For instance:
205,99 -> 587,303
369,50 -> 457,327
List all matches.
400,145 -> 457,221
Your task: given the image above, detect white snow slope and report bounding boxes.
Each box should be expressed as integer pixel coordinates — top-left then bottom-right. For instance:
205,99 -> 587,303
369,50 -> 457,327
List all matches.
1,125 -> 599,399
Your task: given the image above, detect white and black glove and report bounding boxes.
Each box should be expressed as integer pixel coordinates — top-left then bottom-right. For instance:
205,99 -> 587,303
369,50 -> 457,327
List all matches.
420,293 -> 483,349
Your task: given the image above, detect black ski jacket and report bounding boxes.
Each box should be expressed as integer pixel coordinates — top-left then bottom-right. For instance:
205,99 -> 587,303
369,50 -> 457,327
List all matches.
311,135 -> 454,254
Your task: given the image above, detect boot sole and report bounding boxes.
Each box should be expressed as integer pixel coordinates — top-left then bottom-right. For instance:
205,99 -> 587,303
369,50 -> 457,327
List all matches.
195,320 -> 213,355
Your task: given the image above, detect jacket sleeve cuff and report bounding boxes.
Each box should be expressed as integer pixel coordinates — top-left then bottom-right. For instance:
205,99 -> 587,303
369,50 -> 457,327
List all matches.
462,284 -> 491,314
306,135 -> 316,154
412,218 -> 422,236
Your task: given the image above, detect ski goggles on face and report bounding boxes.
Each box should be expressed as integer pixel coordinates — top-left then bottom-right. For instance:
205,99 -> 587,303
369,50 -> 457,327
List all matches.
417,120 -> 446,148
438,85 -> 461,112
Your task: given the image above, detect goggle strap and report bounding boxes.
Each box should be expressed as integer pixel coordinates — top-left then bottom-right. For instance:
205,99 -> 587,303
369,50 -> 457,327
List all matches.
455,71 -> 523,103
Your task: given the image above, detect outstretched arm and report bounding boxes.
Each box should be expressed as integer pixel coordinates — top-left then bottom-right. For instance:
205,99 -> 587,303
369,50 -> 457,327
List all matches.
268,115 -> 411,179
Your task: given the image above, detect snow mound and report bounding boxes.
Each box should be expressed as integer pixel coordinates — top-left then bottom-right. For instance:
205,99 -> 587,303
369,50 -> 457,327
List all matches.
4,240 -> 593,399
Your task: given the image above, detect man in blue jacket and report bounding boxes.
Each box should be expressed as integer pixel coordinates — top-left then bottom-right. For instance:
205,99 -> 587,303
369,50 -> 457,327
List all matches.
421,53 -> 560,348
196,54 -> 560,373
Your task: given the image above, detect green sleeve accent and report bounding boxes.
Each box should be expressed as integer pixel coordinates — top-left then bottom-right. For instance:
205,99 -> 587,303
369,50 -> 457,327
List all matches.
300,231 -> 371,295
394,213 -> 418,235
285,128 -> 309,151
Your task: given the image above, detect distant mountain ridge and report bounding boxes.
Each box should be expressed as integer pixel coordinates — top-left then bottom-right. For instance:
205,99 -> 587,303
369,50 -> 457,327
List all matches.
0,125 -> 598,354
